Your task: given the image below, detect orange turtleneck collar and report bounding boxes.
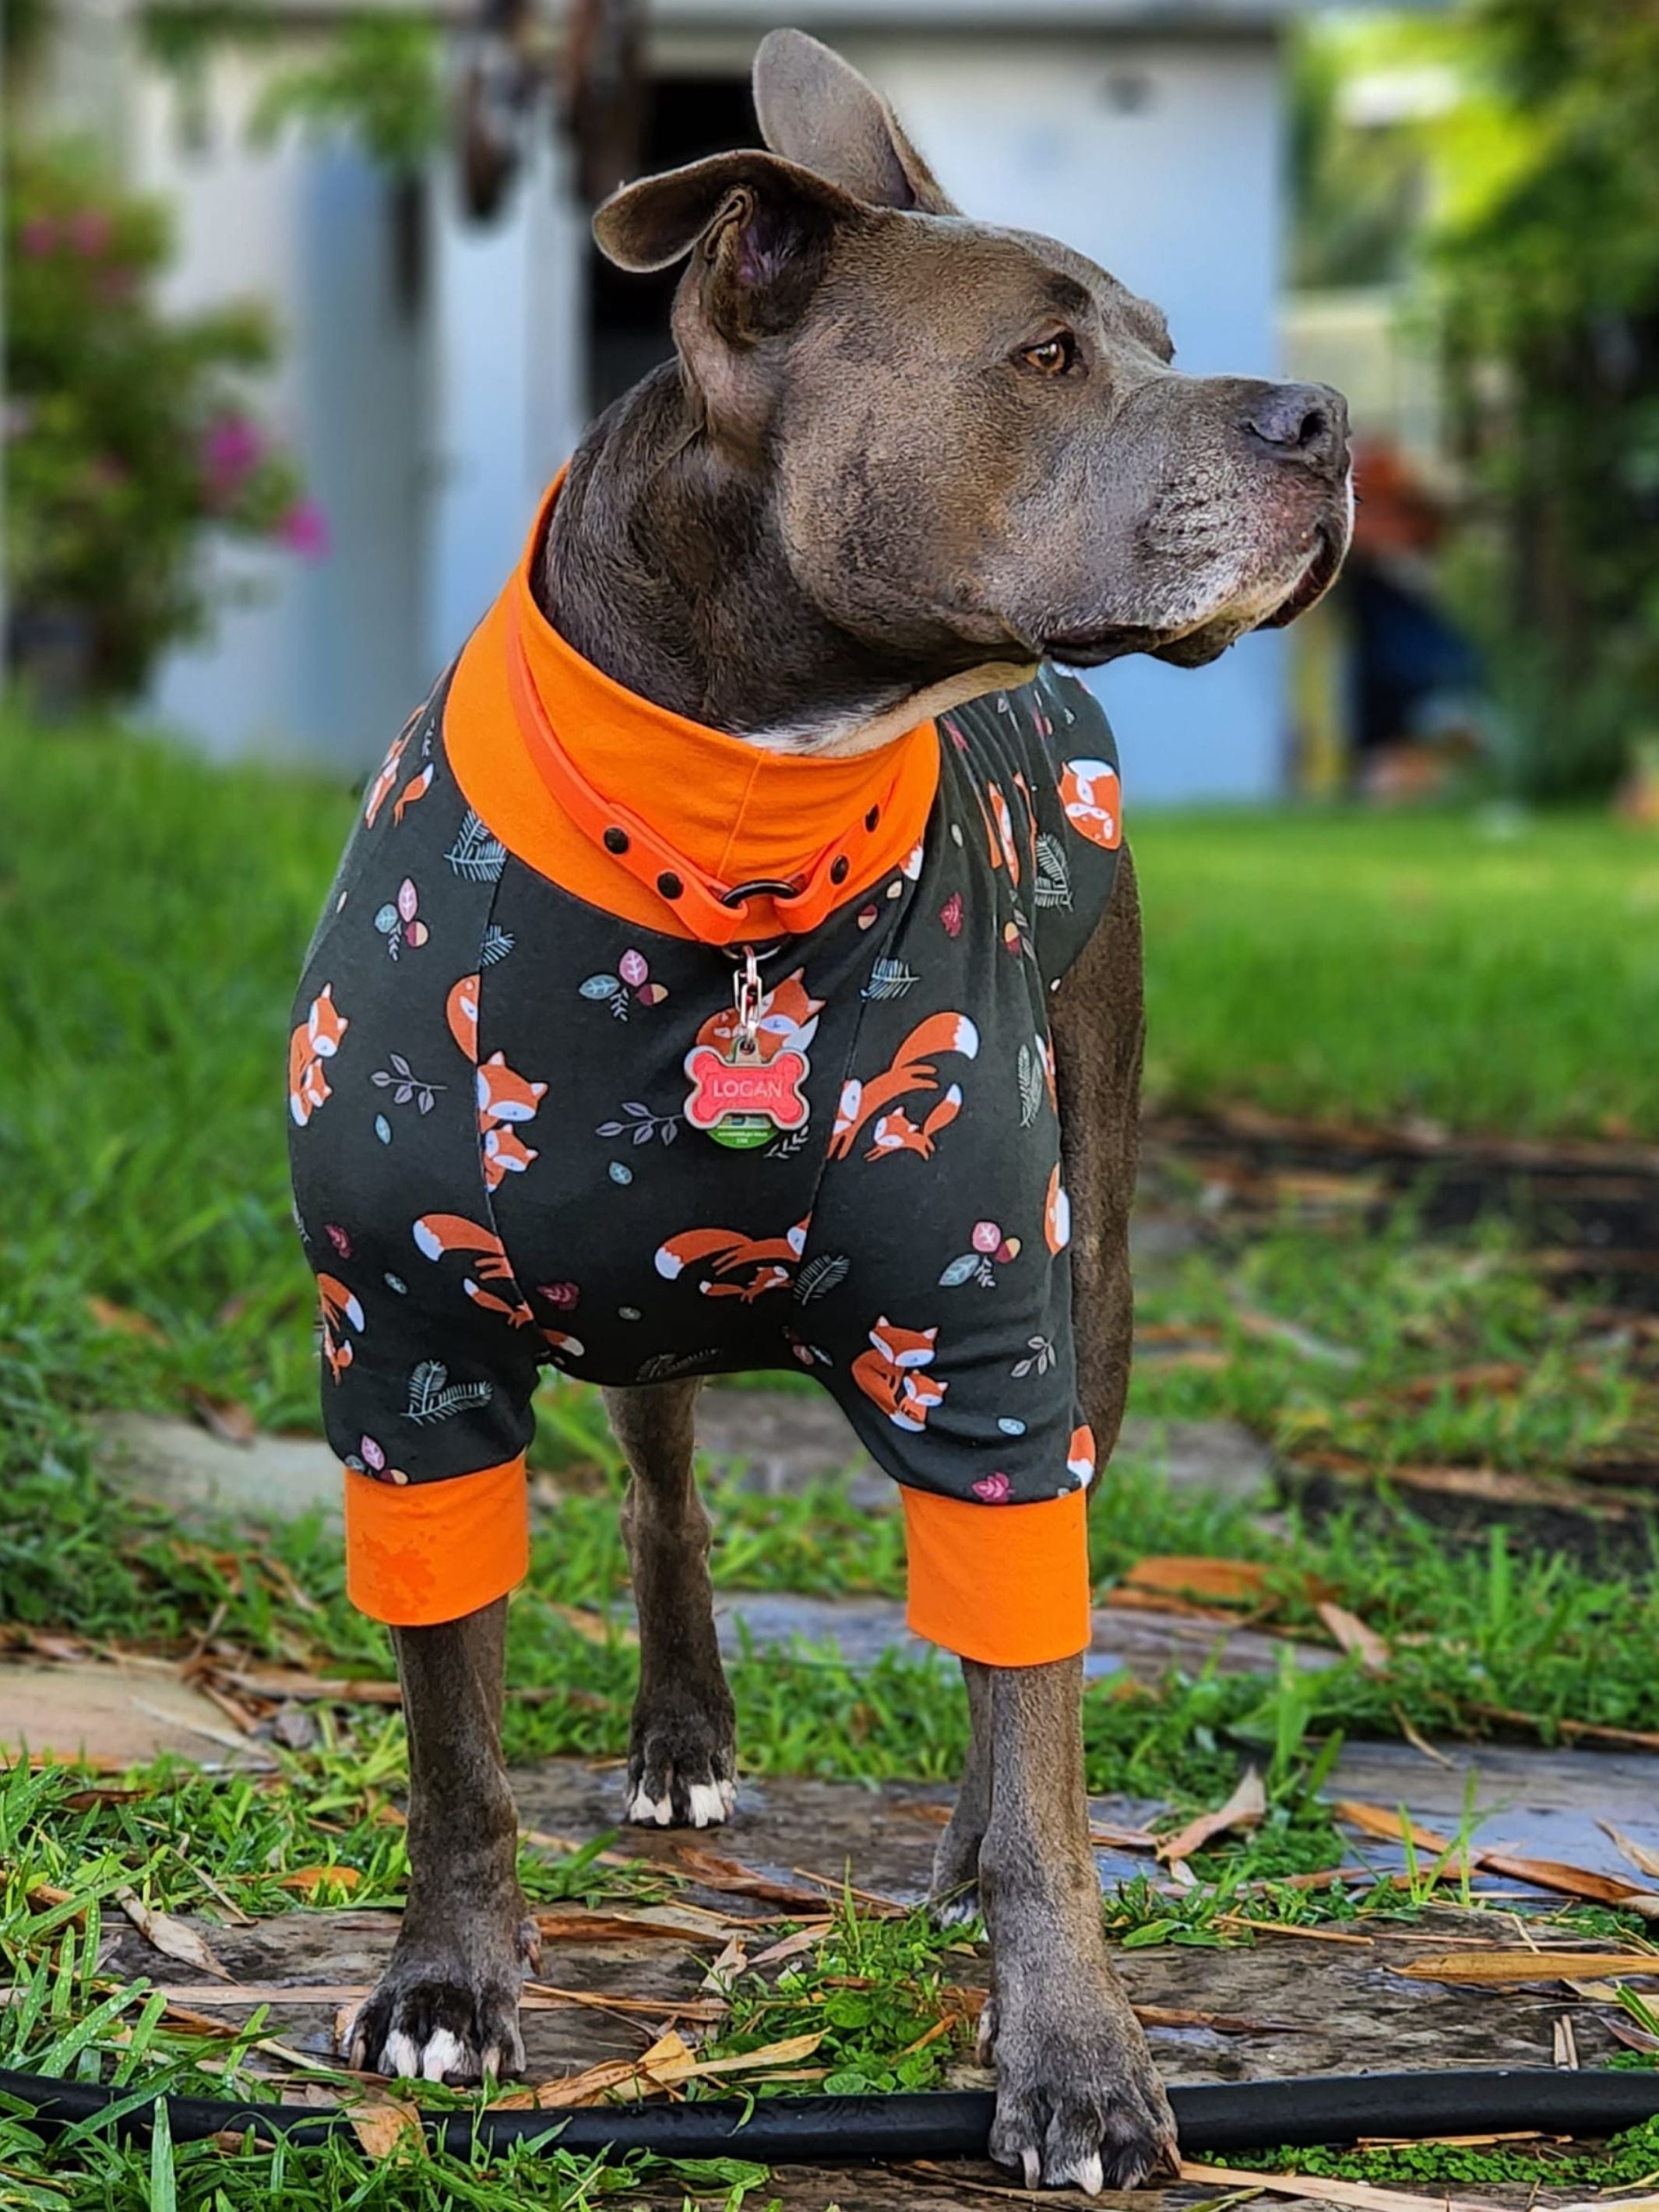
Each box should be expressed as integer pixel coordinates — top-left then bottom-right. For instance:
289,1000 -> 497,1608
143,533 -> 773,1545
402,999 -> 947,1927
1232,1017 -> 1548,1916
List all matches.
442,475 -> 941,946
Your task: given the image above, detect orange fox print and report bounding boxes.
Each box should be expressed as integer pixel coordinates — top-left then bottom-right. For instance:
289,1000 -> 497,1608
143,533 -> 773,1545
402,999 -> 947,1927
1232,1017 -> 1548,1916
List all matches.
289,986 -> 348,1127
696,967 -> 824,1062
392,762 -> 434,824
1058,758 -> 1122,851
655,1217 -> 810,1301
988,780 -> 1022,887
412,1211 -> 535,1326
363,729 -> 410,828
868,1086 -> 962,1161
851,1317 -> 948,1432
446,973 -> 480,1062
830,1011 -> 979,1162
476,1049 -> 546,1190
316,1272 -> 364,1382
1067,1423 -> 1097,1488
1044,1162 -> 1072,1254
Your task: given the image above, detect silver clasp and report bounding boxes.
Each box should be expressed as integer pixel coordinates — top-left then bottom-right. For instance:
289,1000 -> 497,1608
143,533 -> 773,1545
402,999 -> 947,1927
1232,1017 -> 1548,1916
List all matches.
733,945 -> 763,1054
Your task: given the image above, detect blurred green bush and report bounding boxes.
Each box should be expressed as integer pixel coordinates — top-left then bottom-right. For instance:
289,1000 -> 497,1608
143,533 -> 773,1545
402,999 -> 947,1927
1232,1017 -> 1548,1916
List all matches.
4,141 -> 313,703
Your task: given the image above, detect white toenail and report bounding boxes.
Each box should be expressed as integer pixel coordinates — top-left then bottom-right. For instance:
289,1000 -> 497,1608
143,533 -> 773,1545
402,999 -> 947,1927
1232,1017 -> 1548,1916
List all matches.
686,1782 -> 726,1828
1021,2147 -> 1040,2191
421,2028 -> 467,2083
383,2031 -> 421,2079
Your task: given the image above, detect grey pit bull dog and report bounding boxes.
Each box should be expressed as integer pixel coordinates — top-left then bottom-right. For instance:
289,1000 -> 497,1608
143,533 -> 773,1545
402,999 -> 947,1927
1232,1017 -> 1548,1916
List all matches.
338,29 -> 1350,2192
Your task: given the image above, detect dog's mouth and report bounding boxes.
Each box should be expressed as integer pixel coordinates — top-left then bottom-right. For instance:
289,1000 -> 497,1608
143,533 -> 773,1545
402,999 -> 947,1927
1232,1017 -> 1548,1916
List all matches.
1034,491 -> 1352,672
1255,518 -> 1345,631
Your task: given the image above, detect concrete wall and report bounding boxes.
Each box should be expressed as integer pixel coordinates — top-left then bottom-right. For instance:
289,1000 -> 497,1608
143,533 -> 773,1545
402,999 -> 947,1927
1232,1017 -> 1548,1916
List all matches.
134,57 -> 430,770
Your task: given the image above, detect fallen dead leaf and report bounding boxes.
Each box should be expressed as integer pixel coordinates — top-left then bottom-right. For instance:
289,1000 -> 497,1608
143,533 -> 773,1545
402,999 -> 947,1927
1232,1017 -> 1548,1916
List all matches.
1399,1950 -> 1659,1986
86,1295 -> 167,1343
671,1846 -> 828,1911
1158,1766 -> 1266,1864
1179,2160 -> 1485,2212
1603,1823 -> 1659,1882
276,1865 -> 362,1896
1316,1601 -> 1390,1671
1121,1555 -> 1273,1607
1335,1800 -> 1659,1914
115,1889 -> 231,1980
349,2096 -> 422,2160
183,1388 -> 258,1446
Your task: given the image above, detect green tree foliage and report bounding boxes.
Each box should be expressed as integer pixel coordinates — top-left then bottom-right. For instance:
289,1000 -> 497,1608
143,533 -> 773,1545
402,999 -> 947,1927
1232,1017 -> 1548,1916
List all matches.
4,143 -> 309,699
1432,1 -> 1659,797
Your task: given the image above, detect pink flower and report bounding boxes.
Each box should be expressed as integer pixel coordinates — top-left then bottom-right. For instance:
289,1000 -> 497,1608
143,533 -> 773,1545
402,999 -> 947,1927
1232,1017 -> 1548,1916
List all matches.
19,217 -> 58,259
202,415 -> 265,509
972,1471 -> 1012,1503
539,1280 -> 579,1312
278,497 -> 329,560
971,1220 -> 1002,1255
326,1224 -> 351,1257
67,210 -> 112,257
939,892 -> 963,938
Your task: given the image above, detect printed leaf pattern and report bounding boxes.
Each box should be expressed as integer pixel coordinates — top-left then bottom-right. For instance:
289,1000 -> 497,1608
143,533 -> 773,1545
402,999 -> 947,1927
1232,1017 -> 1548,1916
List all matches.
478,924 -> 515,966
794,1253 -> 850,1304
446,810 -> 507,883
1016,1044 -> 1043,1129
406,1360 -> 492,1424
1034,833 -> 1073,911
862,957 -> 918,1002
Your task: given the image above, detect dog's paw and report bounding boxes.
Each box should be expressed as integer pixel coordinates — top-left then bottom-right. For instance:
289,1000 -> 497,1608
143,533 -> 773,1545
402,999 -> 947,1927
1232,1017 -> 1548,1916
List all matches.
625,1697 -> 737,1830
984,1975 -> 1178,2192
345,1913 -> 539,2085
927,1807 -> 984,1928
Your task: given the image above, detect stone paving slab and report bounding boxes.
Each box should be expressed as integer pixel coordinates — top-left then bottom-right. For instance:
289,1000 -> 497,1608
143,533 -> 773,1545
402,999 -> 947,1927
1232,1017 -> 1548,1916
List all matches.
0,1658 -> 275,1770
93,1757 -> 1609,2212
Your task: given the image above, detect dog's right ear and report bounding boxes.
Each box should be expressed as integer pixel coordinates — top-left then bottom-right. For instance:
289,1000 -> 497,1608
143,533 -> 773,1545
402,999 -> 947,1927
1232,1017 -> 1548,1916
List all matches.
594,150 -> 866,340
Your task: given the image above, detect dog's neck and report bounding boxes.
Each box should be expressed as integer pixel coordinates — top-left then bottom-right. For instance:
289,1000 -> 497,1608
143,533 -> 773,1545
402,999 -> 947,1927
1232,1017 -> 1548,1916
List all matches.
534,368 -> 1034,757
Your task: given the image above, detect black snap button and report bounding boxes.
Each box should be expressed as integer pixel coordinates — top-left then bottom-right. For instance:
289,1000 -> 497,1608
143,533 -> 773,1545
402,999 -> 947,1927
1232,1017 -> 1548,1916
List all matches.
657,871 -> 683,900
830,854 -> 850,884
865,805 -> 880,832
604,826 -> 629,854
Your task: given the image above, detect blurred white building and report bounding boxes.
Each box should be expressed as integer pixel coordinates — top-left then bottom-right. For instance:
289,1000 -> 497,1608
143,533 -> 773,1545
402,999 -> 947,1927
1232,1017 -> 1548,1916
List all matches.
54,0 -> 1325,799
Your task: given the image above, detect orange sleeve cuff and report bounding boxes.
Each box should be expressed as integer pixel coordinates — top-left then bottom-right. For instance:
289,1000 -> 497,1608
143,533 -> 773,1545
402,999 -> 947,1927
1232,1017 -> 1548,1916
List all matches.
344,1456 -> 529,1626
901,1485 -> 1090,1667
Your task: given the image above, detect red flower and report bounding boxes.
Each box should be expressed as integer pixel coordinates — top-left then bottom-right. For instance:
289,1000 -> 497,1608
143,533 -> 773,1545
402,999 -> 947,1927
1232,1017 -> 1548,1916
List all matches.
540,1280 -> 579,1312
972,1471 -> 1012,1503
939,892 -> 963,938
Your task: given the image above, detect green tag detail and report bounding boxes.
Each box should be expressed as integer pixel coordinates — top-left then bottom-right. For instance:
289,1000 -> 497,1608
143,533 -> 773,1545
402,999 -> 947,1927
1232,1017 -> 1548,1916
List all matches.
709,1115 -> 775,1150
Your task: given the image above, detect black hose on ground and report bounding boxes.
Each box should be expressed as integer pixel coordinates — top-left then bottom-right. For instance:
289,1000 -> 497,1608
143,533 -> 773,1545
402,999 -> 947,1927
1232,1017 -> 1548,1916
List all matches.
5,2067 -> 1659,2162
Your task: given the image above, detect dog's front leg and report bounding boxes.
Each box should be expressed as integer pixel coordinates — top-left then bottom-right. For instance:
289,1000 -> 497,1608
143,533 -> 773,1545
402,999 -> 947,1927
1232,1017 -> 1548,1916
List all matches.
605,1379 -> 738,1827
977,1655 -> 1177,2192
348,1597 -> 538,2083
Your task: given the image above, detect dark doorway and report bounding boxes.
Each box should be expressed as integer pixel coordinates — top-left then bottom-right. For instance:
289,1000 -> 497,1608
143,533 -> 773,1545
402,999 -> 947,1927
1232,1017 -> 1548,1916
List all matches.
586,72 -> 756,417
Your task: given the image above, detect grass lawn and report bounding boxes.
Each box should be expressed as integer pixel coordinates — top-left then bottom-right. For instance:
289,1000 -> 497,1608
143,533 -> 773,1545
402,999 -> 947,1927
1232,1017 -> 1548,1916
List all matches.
5,714 -> 1659,2204
1133,803 -> 1659,1137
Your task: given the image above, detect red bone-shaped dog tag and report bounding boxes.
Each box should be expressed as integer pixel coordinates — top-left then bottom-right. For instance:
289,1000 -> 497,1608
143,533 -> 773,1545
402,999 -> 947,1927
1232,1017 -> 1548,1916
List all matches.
684,1043 -> 809,1150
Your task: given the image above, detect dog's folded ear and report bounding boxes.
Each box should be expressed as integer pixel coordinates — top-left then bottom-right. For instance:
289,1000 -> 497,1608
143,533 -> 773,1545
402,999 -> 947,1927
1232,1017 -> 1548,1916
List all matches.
594,151 -> 866,340
752,29 -> 958,217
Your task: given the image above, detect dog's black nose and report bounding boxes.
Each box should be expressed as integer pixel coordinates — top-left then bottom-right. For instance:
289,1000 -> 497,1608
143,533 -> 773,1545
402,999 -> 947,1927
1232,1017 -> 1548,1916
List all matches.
1243,381 -> 1349,477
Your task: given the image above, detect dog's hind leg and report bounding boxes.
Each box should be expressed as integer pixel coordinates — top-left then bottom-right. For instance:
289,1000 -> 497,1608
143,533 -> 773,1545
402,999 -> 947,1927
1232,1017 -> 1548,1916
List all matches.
348,1597 -> 540,2083
972,849 -> 1173,2189
977,1656 -> 1177,2191
605,1379 -> 738,1828
928,1657 -> 992,1922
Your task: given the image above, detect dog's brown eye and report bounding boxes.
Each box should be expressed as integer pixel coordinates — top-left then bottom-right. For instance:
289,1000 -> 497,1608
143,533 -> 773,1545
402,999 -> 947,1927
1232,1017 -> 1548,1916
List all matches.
1019,333 -> 1077,377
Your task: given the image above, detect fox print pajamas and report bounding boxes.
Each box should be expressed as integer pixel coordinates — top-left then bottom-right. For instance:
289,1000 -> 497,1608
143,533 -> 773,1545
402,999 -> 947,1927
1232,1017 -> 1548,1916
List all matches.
288,485 -> 1124,1666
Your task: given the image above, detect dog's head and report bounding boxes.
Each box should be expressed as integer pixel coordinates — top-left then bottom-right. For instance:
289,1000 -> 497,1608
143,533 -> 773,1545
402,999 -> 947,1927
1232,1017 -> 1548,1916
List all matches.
594,30 -> 1350,678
